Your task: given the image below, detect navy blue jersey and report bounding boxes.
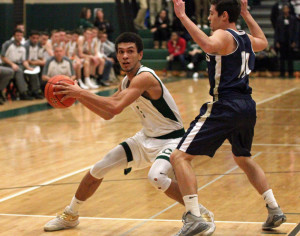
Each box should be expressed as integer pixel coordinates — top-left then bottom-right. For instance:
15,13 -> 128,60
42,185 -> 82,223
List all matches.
206,29 -> 255,100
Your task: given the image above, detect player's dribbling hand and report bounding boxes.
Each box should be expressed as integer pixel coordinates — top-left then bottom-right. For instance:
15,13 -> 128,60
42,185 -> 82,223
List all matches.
53,80 -> 82,102
173,0 -> 186,19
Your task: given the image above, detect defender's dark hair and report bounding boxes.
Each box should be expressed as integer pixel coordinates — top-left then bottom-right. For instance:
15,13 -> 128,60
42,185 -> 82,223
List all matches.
210,0 -> 241,23
115,32 -> 143,53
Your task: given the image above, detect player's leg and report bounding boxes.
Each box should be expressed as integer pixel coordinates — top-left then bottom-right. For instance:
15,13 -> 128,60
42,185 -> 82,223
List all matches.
233,155 -> 286,229
78,59 -> 89,89
148,157 -> 184,205
171,102 -> 228,236
44,145 -> 127,231
230,98 -> 286,230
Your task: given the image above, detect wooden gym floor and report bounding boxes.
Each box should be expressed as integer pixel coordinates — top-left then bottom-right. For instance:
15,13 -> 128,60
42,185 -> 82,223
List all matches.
0,77 -> 299,236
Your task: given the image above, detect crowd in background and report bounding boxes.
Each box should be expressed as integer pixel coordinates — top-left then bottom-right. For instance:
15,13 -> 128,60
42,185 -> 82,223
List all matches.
0,8 -> 119,105
0,0 -> 300,106
132,0 -> 300,78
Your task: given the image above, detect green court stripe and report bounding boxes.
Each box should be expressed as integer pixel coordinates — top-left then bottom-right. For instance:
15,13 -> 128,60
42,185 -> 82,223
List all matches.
0,88 -> 117,120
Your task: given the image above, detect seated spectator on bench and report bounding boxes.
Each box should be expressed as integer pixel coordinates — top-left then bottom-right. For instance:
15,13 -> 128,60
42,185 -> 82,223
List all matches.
24,30 -> 45,99
0,66 -> 14,105
1,29 -> 36,100
42,45 -> 76,91
253,45 -> 278,77
151,9 -> 171,49
186,39 -> 205,80
166,32 -> 186,75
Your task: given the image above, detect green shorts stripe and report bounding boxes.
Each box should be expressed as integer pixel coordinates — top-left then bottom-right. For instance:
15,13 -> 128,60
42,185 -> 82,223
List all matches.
120,142 -> 133,175
155,155 -> 170,162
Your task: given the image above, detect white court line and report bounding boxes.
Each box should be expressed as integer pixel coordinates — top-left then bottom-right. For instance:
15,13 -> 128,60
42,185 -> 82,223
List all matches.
0,88 -> 297,205
256,88 -> 298,105
120,153 -> 261,236
223,143 -> 300,147
0,165 -> 93,203
0,213 -> 297,225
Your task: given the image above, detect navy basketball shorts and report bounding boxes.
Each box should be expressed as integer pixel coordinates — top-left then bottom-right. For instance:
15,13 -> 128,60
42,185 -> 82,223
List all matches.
177,98 -> 256,157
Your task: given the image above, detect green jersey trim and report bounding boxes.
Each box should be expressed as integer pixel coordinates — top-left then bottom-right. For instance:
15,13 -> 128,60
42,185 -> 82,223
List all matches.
138,70 -> 178,122
153,128 -> 185,139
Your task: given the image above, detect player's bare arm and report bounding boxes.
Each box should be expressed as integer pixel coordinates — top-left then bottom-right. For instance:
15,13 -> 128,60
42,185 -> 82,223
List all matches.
53,72 -> 160,119
240,0 -> 268,52
172,0 -> 234,54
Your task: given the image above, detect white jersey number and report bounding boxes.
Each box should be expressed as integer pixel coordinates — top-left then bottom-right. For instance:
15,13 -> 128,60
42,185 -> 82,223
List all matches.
239,51 -> 251,78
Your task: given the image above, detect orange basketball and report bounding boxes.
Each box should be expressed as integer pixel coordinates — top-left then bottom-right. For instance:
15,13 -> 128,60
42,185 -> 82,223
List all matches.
44,75 -> 76,108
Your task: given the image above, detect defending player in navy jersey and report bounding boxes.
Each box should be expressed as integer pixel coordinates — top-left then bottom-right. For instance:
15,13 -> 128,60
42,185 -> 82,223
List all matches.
170,0 -> 286,235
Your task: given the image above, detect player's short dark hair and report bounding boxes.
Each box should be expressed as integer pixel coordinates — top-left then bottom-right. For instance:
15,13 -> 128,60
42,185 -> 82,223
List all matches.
115,32 -> 143,53
29,30 -> 40,37
210,0 -> 241,23
40,31 -> 50,37
13,28 -> 23,35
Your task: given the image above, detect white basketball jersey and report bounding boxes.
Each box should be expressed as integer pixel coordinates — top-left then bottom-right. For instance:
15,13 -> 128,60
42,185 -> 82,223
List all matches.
121,66 -> 184,137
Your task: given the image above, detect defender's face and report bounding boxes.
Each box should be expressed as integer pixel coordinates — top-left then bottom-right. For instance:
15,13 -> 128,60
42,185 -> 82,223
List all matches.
116,42 -> 142,72
208,5 -> 222,32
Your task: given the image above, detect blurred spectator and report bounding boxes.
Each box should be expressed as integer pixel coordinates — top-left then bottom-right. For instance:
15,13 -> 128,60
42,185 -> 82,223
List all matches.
151,9 -> 170,49
24,30 -> 44,99
149,0 -> 163,27
172,16 -> 193,41
194,0 -> 210,29
186,39 -> 205,79
94,8 -> 114,40
78,28 -> 103,89
11,22 -> 26,45
164,0 -> 174,24
42,45 -> 76,91
134,0 -> 148,30
25,31 -> 46,69
166,32 -> 186,74
271,0 -> 294,30
275,4 -> 298,78
1,29 -> 34,100
99,32 -> 120,76
96,31 -> 112,86
253,46 -> 278,77
291,0 -> 300,17
38,31 -> 53,61
50,29 -> 62,48
0,66 -> 14,105
79,7 -> 94,30
65,30 -> 84,84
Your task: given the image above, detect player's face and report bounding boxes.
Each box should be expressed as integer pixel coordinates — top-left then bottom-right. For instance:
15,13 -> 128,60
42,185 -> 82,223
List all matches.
30,34 -> 39,45
14,32 -> 23,43
117,42 -> 142,73
54,47 -> 64,61
72,33 -> 79,42
208,5 -> 222,32
40,35 -> 49,45
52,33 -> 60,43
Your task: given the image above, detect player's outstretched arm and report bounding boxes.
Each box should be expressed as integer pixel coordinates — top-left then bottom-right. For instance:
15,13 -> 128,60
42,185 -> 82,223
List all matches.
172,0 -> 219,54
240,0 -> 268,52
54,73 -> 156,119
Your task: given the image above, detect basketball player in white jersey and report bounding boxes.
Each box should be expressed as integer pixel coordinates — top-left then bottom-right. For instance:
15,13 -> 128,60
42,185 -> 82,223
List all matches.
44,32 -> 215,232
